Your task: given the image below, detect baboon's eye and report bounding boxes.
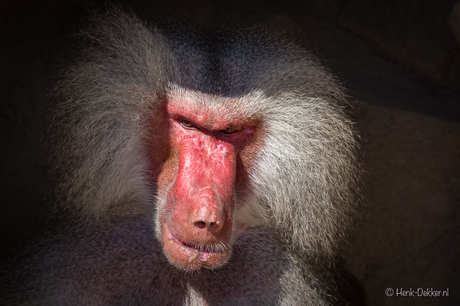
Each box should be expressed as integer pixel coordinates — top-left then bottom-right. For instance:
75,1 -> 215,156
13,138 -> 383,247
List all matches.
180,119 -> 197,129
219,128 -> 238,135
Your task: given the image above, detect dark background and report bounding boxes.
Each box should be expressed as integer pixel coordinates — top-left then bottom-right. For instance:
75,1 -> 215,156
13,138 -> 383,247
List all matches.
1,0 -> 459,305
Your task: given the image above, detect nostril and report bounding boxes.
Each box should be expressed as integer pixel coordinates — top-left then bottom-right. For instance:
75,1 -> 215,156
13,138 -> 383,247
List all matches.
193,220 -> 222,230
194,221 -> 206,229
210,221 -> 220,228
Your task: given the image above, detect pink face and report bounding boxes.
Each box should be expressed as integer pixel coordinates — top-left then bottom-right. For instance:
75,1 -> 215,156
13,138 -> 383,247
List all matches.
152,96 -> 260,271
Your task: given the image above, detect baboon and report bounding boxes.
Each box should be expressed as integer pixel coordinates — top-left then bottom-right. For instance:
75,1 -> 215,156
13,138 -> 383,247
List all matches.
0,8 -> 361,306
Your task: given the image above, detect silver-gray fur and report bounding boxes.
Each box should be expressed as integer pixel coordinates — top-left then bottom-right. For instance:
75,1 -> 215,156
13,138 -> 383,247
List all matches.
0,8 -> 361,306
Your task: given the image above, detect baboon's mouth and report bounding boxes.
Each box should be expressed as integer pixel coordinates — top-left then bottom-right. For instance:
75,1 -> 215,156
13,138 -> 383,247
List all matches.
162,225 -> 232,270
169,232 -> 224,254
180,241 -> 224,253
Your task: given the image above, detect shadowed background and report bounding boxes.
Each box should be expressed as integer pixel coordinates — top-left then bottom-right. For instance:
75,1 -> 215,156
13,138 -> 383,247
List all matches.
0,0 -> 459,305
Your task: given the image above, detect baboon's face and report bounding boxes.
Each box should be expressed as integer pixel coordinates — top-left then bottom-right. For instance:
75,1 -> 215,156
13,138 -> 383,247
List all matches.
150,91 -> 262,271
